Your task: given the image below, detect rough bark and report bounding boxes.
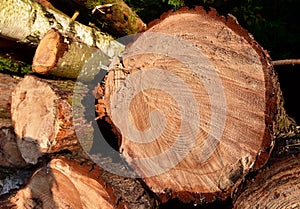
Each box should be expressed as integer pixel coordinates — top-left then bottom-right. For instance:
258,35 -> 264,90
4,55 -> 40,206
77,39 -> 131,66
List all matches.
46,0 -> 147,37
10,75 -> 82,164
233,154 -> 300,209
101,7 -> 293,204
0,0 -> 123,57
0,73 -> 22,128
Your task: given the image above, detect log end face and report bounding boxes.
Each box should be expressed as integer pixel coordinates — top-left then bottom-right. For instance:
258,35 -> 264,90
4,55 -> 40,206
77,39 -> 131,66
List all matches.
32,29 -> 66,75
5,157 -> 115,209
11,75 -> 58,164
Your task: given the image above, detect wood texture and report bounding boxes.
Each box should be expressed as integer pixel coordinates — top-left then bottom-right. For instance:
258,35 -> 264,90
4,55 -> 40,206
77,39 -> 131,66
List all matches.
0,157 -> 116,209
11,75 -> 81,164
233,154 -> 300,209
0,127 -> 26,168
0,73 -> 22,127
102,7 -> 290,204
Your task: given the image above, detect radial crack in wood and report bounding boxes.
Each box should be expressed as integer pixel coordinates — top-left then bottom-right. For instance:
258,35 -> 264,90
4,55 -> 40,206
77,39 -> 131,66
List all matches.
0,157 -> 115,209
102,6 -> 292,204
11,75 -> 82,164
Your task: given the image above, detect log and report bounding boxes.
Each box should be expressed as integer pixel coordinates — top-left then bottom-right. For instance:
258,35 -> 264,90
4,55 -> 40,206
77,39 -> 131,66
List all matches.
44,0 -> 147,37
32,28 -> 118,79
0,0 -> 122,57
99,7 -> 294,204
9,74 -> 157,208
233,153 -> 300,208
10,75 -> 82,164
0,155 -> 157,209
0,157 -> 116,209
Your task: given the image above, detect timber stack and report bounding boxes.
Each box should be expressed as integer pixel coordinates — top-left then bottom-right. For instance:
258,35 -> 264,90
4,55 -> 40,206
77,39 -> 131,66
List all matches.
0,0 -> 299,208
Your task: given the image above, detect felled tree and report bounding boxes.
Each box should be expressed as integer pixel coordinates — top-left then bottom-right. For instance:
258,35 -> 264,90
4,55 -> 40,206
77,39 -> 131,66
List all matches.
96,6 -> 294,204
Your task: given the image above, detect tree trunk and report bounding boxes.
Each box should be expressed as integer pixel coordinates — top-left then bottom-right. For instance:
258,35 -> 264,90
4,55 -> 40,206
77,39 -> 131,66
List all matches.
0,0 -> 122,57
10,75 -> 82,164
233,154 -> 300,208
100,6 -> 294,204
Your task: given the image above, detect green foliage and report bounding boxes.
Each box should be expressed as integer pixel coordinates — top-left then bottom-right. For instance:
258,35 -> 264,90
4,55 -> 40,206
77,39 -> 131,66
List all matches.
162,0 -> 185,9
0,56 -> 32,75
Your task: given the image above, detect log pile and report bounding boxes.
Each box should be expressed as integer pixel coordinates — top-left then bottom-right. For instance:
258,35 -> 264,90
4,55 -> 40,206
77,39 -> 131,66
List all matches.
1,1 -> 300,208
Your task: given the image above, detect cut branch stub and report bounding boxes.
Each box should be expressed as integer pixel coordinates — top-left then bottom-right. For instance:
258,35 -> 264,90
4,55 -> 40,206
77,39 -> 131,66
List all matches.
103,7 -> 288,204
11,75 -> 82,164
233,154 -> 300,208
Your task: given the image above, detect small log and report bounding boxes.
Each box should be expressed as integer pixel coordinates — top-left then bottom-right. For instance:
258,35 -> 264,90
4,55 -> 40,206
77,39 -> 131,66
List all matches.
101,7 -> 293,204
233,154 -> 300,208
44,0 -> 147,37
0,157 -> 116,209
11,75 -> 82,164
72,0 -> 146,36
32,28 -> 117,79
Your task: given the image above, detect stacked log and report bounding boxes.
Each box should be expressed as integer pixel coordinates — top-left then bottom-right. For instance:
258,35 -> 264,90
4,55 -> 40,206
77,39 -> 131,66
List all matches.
0,1 -> 299,209
233,154 -> 300,208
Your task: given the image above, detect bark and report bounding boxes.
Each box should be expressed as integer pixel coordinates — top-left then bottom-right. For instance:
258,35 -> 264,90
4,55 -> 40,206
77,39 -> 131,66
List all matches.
47,0 -> 147,37
100,6 -> 294,204
233,154 -> 300,208
32,28 -> 114,79
0,73 -> 22,128
0,0 -> 123,57
10,75 -> 82,164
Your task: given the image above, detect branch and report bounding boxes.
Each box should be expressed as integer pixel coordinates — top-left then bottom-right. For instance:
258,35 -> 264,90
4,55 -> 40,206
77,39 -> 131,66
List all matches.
271,59 -> 300,66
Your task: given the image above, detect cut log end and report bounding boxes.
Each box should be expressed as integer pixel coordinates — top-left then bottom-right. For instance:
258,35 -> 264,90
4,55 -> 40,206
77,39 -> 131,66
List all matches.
32,29 -> 67,75
11,75 -> 80,164
99,6 -> 287,204
2,157 -> 115,209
